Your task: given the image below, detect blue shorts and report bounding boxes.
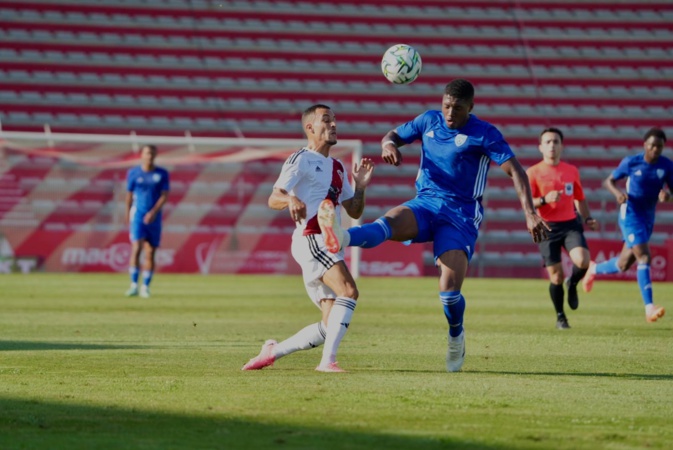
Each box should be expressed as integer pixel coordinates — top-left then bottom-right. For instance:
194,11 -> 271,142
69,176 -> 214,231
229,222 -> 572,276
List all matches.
403,196 -> 478,261
618,206 -> 653,248
129,218 -> 162,248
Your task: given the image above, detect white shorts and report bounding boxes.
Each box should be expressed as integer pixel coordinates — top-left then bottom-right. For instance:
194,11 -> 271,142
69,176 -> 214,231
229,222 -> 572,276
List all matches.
291,232 -> 345,309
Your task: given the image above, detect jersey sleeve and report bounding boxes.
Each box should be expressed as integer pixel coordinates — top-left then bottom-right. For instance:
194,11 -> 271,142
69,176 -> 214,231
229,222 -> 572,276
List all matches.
394,112 -> 429,144
483,125 -> 515,165
611,156 -> 631,181
274,152 -> 305,192
572,165 -> 585,201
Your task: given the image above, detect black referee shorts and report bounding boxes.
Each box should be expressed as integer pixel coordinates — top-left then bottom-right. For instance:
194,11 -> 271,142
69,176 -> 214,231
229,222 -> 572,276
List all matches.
538,217 -> 589,266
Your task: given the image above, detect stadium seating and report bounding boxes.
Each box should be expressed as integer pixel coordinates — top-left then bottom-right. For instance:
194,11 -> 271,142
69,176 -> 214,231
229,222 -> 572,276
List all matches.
1,0 -> 672,276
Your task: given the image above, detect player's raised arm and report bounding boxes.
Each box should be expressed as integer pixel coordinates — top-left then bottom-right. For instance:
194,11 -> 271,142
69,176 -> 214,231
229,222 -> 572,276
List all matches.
381,130 -> 406,166
342,158 -> 375,219
501,157 -> 550,243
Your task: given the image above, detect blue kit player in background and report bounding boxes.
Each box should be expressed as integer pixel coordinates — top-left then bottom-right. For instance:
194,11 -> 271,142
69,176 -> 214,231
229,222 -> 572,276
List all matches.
125,144 -> 170,298
583,128 -> 673,323
318,79 -> 550,372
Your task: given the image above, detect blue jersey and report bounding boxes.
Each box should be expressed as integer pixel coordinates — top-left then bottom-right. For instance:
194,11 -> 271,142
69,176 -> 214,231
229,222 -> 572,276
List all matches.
612,153 -> 673,223
395,111 -> 515,218
126,165 -> 170,221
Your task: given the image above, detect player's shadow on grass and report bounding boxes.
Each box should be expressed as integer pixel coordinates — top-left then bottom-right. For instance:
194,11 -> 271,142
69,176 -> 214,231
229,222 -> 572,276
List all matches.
0,396 -> 511,450
0,340 -> 149,351
469,369 -> 673,380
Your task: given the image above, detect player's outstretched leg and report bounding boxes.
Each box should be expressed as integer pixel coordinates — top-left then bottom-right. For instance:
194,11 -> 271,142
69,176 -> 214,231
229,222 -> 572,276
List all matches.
584,257 -> 622,293
242,339 -> 278,370
317,200 -> 346,253
582,261 -> 597,293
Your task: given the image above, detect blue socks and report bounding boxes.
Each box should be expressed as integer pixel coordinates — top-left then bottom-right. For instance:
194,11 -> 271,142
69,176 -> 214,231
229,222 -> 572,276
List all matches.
129,267 -> 139,284
595,257 -> 620,275
346,217 -> 392,248
440,291 -> 465,337
636,263 -> 653,306
142,270 -> 153,287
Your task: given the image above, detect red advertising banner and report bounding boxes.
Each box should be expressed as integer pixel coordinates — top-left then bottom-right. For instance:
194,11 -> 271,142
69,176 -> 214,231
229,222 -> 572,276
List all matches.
352,241 -> 424,277
1,229 -> 423,277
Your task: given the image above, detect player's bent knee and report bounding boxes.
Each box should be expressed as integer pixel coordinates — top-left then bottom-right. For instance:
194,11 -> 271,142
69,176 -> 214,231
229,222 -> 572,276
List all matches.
343,286 -> 358,300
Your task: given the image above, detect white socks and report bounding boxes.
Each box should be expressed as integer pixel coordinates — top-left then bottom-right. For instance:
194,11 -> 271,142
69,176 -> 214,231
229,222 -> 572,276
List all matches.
272,321 -> 327,359
319,297 -> 357,366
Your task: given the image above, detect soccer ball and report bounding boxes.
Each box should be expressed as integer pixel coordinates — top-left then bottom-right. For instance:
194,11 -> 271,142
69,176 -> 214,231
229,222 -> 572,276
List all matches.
381,44 -> 422,85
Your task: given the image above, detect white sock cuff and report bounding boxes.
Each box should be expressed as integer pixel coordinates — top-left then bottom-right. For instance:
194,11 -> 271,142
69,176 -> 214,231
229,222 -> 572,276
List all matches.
334,297 -> 357,311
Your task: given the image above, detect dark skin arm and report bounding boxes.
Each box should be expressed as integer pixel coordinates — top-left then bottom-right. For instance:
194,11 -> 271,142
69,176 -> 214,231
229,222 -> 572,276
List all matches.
604,174 -> 628,204
381,130 -> 407,166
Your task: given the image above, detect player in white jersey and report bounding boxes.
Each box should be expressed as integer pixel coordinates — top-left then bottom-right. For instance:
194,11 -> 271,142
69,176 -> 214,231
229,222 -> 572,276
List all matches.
242,104 -> 374,373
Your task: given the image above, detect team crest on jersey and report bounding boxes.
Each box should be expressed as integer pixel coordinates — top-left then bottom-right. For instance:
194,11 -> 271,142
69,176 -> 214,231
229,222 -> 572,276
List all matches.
657,169 -> 665,179
153,173 -> 162,183
455,134 -> 468,147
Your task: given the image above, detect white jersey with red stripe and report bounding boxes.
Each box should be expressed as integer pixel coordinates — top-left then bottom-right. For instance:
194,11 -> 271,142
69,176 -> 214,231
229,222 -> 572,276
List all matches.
274,148 -> 354,239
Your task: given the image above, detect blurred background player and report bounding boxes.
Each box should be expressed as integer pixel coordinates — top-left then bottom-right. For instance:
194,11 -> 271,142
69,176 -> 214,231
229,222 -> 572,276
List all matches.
125,144 -> 170,298
583,128 -> 673,322
318,79 -> 549,372
527,128 -> 599,329
242,104 -> 374,373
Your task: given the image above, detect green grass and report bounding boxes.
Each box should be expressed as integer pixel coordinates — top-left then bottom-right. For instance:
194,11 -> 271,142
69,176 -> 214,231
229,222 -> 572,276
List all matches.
1,274 -> 672,450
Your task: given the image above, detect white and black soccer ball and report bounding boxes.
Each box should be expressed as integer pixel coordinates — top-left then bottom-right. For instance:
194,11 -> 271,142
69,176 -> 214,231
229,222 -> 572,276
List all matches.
381,44 -> 422,85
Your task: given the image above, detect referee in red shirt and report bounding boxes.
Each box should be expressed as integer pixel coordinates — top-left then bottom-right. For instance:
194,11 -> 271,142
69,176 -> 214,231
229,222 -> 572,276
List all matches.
527,128 -> 599,329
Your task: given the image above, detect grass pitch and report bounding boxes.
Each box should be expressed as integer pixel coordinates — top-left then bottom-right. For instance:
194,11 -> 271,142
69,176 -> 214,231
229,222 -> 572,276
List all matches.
1,274 -> 672,450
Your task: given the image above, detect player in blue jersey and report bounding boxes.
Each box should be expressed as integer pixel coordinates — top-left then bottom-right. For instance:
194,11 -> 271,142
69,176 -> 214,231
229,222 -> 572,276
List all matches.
318,79 -> 549,372
125,144 -> 170,298
582,128 -> 673,322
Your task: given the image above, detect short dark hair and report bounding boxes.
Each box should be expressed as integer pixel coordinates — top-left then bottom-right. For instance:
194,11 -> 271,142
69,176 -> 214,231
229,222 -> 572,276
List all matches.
443,79 -> 474,101
539,127 -> 564,143
302,104 -> 332,124
141,144 -> 157,153
643,127 -> 666,143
